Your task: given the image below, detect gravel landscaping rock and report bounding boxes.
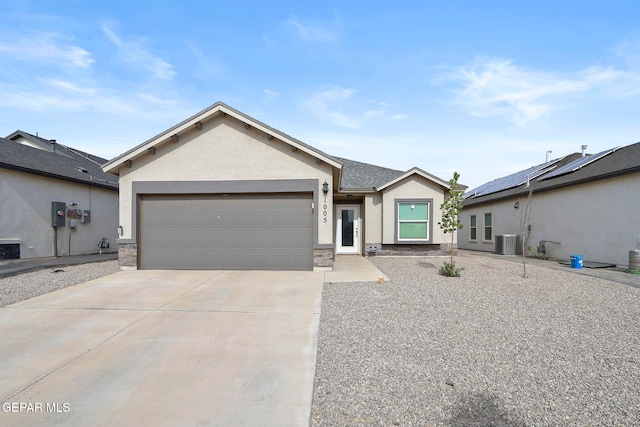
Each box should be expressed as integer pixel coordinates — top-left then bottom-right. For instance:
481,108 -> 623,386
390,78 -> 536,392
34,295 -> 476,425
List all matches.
0,260 -> 120,307
312,253 -> 640,426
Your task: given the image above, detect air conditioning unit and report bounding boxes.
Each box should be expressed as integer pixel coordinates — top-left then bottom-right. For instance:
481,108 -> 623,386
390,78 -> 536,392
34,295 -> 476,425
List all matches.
495,234 -> 517,255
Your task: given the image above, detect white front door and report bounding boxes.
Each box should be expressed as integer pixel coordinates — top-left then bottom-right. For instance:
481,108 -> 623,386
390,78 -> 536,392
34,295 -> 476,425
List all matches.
336,205 -> 361,254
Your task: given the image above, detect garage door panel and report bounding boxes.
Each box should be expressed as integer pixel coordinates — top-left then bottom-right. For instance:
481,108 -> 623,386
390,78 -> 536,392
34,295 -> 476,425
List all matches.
141,248 -> 312,271
140,193 -> 313,270
143,229 -> 312,250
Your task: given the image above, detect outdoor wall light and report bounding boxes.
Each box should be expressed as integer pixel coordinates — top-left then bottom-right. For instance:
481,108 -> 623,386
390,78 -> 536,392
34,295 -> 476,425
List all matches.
322,180 -> 329,195
514,201 -> 519,209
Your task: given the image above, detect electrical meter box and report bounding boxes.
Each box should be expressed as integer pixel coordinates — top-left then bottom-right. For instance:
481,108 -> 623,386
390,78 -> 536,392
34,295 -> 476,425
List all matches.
81,210 -> 91,223
68,209 -> 82,218
51,202 -> 66,227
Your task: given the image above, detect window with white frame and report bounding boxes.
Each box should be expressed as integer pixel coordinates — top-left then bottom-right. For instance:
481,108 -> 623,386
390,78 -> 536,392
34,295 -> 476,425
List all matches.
469,214 -> 477,241
397,200 -> 430,241
484,212 -> 493,241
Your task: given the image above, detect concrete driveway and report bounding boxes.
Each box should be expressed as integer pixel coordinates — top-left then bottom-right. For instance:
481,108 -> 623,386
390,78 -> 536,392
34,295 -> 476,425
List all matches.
0,269 -> 323,426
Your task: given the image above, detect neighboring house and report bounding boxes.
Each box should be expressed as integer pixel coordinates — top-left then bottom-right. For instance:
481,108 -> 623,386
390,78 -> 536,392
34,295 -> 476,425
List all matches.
102,102 -> 465,271
459,142 -> 640,267
0,131 -> 119,260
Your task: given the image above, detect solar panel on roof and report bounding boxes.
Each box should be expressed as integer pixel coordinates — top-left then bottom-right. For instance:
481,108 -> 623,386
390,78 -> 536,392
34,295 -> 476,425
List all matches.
465,159 -> 559,198
539,147 -> 620,181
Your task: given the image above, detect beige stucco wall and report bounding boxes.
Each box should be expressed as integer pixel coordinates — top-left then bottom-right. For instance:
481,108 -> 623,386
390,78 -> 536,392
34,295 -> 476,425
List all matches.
0,169 -> 118,258
459,174 -> 640,267
364,193 -> 383,245
117,115 -> 334,244
381,175 -> 450,244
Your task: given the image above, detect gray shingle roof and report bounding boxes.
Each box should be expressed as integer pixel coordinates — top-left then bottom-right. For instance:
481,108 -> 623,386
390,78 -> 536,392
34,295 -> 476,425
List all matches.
332,156 -> 404,190
1,132 -> 119,190
464,141 -> 640,207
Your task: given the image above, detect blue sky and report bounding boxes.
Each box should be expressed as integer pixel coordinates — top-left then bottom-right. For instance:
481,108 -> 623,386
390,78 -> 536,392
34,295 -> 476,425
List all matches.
2,1 -> 640,189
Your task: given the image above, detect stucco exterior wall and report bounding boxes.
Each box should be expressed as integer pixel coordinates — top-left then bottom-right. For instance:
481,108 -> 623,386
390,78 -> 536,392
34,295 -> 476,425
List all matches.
459,174 -> 640,267
0,169 -> 118,258
381,176 -> 449,245
364,193 -> 383,247
117,115 -> 334,245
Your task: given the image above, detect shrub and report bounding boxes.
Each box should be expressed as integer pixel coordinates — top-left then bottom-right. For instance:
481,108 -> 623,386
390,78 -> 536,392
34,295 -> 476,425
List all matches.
439,261 -> 464,277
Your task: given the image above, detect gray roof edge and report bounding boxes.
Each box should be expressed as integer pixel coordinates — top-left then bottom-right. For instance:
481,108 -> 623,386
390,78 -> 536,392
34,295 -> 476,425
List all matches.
375,166 -> 462,191
464,141 -> 640,204
463,166 -> 640,207
102,102 -> 225,170
0,162 -> 118,190
7,130 -> 110,164
103,101 -> 342,172
6,130 -> 53,150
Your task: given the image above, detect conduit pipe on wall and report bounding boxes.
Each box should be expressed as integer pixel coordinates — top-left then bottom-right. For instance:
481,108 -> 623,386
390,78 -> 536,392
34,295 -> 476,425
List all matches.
53,227 -> 58,257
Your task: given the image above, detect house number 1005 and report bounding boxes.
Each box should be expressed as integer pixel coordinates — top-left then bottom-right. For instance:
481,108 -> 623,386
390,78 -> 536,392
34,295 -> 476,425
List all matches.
322,204 -> 328,223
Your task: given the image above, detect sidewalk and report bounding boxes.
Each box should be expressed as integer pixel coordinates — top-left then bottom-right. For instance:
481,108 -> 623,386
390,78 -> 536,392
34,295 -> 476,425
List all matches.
0,252 -> 117,278
324,255 -> 389,283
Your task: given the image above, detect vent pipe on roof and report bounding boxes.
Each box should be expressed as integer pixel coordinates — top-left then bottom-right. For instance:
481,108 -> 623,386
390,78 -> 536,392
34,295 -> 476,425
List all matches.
581,145 -> 588,157
50,140 -> 57,152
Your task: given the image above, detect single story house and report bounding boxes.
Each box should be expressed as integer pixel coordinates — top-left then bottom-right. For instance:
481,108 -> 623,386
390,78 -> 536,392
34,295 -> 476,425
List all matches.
459,141 -> 640,267
102,102 -> 465,271
0,131 -> 119,259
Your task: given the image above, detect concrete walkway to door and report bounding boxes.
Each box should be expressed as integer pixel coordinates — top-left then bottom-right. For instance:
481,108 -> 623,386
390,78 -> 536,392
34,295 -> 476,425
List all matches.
324,255 -> 389,283
0,269 -> 323,426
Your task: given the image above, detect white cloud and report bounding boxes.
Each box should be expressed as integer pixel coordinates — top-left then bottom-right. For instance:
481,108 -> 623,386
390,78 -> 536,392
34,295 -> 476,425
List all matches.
287,16 -> 339,43
42,78 -> 96,95
304,86 -> 392,128
305,87 -> 360,128
184,41 -> 225,79
436,56 -> 628,125
262,89 -> 280,102
0,32 -> 94,68
102,24 -> 176,80
0,76 -> 193,124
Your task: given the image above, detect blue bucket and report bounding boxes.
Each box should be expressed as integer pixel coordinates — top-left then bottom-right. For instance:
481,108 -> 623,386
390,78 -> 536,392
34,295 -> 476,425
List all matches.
570,254 -> 583,268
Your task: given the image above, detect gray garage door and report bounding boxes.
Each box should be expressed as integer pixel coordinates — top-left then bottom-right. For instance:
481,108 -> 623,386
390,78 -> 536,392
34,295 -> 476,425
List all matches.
139,193 -> 313,270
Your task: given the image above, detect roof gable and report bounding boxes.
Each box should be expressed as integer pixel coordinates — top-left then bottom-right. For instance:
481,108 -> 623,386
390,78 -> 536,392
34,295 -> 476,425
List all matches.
102,102 -> 342,174
376,167 -> 456,192
6,130 -> 56,151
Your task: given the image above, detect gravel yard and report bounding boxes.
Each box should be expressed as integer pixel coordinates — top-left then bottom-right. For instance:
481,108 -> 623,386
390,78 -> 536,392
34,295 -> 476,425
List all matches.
2,254 -> 638,425
0,260 -> 120,307
312,253 -> 640,426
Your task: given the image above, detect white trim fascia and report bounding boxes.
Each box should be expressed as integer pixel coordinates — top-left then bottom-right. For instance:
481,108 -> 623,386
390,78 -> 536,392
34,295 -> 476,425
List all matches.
376,167 -> 451,191
336,188 -> 378,194
102,102 -> 342,174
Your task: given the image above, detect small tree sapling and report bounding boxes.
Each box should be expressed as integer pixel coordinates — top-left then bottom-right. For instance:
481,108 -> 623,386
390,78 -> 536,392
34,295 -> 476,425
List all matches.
438,172 -> 464,277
